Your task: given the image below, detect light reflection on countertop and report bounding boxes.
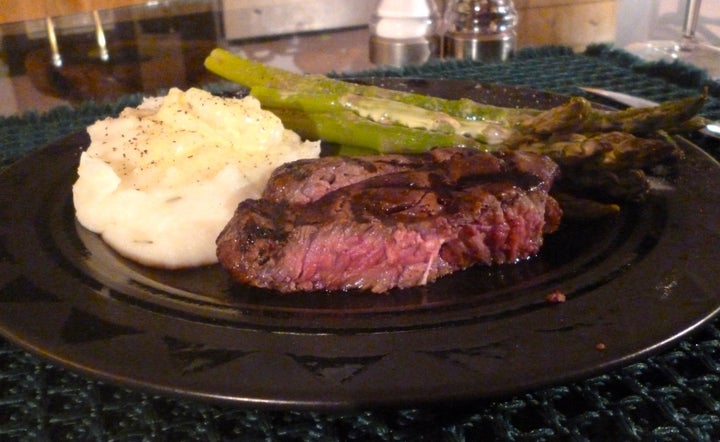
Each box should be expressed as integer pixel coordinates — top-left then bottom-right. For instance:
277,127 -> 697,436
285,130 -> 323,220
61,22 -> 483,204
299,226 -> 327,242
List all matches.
0,3 -> 373,117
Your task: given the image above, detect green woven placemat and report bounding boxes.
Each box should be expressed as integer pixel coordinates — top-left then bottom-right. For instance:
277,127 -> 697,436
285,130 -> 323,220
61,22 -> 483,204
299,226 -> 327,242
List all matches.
1,45 -> 719,441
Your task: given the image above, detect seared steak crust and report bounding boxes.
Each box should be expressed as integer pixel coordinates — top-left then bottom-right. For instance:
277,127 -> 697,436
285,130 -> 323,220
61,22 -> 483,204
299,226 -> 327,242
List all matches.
261,153 -> 423,205
217,147 -> 561,293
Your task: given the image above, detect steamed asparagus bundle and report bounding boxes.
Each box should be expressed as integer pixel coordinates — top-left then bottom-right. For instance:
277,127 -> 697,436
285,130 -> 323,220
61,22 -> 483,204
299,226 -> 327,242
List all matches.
204,48 -> 708,209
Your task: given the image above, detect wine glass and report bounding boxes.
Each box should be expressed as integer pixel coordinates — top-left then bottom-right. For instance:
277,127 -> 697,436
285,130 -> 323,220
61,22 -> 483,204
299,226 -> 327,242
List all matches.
624,0 -> 720,79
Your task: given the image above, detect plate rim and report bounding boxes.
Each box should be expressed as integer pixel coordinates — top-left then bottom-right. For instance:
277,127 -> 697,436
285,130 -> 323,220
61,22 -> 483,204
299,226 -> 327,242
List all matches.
1,79 -> 719,410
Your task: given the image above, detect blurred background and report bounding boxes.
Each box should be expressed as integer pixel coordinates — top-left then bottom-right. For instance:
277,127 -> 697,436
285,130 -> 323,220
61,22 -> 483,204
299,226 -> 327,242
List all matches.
0,0 -> 717,116
616,0 -> 719,48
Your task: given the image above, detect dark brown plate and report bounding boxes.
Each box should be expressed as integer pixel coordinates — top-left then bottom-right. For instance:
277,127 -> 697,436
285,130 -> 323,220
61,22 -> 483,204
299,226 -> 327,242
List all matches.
0,79 -> 719,410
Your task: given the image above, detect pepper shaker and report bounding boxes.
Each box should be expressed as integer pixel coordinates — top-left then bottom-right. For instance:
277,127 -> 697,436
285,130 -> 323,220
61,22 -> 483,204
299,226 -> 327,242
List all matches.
369,0 -> 441,67
443,0 -> 518,62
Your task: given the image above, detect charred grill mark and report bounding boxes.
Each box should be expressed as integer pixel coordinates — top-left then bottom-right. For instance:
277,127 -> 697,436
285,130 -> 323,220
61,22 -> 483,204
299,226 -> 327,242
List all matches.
346,156 -> 379,173
455,172 -> 544,192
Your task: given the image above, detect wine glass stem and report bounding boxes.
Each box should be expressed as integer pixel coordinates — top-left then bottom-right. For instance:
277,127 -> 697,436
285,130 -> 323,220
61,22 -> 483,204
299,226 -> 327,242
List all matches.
681,0 -> 702,50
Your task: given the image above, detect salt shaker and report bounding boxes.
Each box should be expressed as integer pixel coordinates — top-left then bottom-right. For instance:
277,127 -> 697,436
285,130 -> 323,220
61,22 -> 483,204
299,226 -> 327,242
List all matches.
443,0 -> 518,62
369,0 -> 441,67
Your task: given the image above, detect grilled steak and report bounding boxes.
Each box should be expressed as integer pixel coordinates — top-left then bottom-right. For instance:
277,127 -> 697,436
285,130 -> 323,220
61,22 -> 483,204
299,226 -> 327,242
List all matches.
262,152 -> 423,205
216,147 -> 562,293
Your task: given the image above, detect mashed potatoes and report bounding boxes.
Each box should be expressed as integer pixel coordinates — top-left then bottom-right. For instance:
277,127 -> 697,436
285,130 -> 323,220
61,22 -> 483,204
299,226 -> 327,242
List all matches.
73,87 -> 320,268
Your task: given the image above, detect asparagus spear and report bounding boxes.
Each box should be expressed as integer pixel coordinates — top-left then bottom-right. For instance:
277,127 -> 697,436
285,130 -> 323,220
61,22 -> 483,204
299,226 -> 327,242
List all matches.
551,192 -> 621,220
204,48 -> 535,124
268,108 -> 484,153
518,96 -> 594,135
557,167 -> 651,202
251,85 -> 516,144
515,131 -> 683,171
519,94 -> 708,136
513,130 -> 685,203
576,92 -> 708,135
